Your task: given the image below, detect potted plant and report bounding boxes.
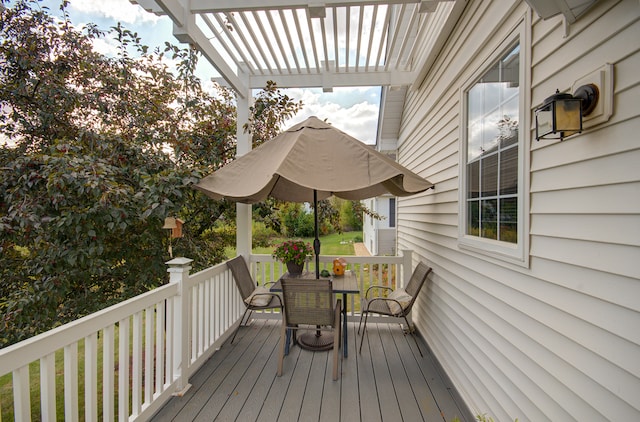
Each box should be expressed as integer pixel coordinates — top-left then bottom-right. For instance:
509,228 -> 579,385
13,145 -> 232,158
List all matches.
272,239 -> 313,274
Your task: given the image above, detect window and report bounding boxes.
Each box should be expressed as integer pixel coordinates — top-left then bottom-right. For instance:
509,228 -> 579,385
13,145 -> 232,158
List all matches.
460,35 -> 526,264
389,198 -> 396,228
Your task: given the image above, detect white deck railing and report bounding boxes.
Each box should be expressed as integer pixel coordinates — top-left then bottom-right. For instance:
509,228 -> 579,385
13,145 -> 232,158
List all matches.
0,251 -> 412,421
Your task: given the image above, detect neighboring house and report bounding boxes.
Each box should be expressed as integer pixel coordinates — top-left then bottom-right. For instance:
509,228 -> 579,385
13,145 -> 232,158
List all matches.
362,193 -> 397,255
363,116 -> 400,255
363,87 -> 409,256
395,0 -> 639,420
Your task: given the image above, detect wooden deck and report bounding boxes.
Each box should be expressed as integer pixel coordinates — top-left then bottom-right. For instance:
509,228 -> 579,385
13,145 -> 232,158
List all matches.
150,318 -> 474,422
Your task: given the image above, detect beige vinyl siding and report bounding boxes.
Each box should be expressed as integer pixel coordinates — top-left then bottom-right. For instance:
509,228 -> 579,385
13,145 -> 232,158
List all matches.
397,0 -> 640,420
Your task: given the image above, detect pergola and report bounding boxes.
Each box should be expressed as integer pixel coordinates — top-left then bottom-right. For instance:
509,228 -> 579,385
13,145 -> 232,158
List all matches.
131,0 -> 464,97
129,0 -> 466,254
131,0 -> 467,253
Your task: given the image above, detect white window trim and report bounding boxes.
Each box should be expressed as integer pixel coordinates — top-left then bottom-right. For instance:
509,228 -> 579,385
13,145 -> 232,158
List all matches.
458,18 -> 531,268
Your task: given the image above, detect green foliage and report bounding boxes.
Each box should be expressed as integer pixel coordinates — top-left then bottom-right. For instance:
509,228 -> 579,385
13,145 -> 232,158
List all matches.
318,198 -> 340,235
252,221 -> 276,248
278,202 -> 315,237
339,200 -> 363,231
252,198 -> 281,233
243,80 -> 303,147
0,1 -> 302,347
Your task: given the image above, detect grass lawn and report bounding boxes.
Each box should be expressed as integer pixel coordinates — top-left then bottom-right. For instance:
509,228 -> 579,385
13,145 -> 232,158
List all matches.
229,231 -> 363,257
1,335 -> 98,421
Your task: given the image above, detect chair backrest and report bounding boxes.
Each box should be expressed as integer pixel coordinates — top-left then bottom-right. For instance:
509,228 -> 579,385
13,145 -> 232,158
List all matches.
227,255 -> 256,301
403,261 -> 433,311
281,278 -> 334,326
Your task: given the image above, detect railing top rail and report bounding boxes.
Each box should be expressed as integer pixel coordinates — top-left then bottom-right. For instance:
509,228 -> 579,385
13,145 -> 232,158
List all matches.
0,282 -> 178,375
185,260 -> 230,286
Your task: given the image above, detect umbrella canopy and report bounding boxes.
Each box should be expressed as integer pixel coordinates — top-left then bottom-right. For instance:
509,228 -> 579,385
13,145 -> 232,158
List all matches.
194,116 -> 433,277
194,116 -> 433,203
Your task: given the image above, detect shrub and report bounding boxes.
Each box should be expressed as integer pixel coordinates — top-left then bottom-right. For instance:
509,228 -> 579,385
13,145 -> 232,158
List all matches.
252,221 -> 276,247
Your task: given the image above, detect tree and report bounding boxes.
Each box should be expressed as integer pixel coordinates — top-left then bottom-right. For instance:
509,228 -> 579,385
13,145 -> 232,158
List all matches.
0,0 -> 302,346
243,80 -> 303,147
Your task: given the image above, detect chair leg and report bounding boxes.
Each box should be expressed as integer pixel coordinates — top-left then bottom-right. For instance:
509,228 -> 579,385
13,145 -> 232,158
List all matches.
230,308 -> 251,345
333,302 -> 341,380
284,328 -> 291,356
402,314 -> 423,357
277,323 -> 288,377
332,328 -> 340,381
359,311 -> 369,354
357,309 -> 365,334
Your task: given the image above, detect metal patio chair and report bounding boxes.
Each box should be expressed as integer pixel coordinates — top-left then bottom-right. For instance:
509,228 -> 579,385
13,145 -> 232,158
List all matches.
277,278 -> 342,380
358,261 -> 432,357
227,255 -> 283,344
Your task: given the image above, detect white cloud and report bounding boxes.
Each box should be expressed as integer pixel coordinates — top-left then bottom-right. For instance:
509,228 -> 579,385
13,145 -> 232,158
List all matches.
69,0 -> 160,25
89,36 -> 121,57
284,88 -> 379,144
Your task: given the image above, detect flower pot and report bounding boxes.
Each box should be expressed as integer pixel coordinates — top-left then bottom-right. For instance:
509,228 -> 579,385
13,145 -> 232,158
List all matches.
286,261 -> 304,275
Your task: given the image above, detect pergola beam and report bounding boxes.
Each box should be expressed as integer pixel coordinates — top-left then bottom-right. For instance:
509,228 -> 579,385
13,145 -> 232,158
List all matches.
247,69 -> 415,89
190,0 -> 431,14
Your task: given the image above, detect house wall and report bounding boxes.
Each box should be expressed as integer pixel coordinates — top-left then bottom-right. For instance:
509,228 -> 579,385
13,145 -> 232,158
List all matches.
362,198 -> 378,255
363,196 -> 397,255
397,0 -> 640,420
377,228 -> 396,255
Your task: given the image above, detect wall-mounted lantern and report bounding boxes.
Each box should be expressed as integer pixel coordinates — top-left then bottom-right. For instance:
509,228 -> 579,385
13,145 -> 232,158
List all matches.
535,83 -> 599,141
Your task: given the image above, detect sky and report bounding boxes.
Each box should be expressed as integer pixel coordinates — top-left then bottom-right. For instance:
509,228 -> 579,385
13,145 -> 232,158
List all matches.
37,0 -> 381,144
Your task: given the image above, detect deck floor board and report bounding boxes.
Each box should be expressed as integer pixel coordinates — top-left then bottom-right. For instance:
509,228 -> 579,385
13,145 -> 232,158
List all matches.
150,319 -> 474,422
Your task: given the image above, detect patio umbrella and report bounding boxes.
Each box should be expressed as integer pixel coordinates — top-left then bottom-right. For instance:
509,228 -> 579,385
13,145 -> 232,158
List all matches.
194,116 -> 434,277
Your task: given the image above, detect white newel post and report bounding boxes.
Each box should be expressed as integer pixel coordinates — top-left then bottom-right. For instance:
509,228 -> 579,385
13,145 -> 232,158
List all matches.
166,257 -> 193,396
235,85 -> 252,257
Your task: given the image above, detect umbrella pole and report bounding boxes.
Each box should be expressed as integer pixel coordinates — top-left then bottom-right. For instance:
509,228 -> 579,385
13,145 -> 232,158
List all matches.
313,189 -> 320,279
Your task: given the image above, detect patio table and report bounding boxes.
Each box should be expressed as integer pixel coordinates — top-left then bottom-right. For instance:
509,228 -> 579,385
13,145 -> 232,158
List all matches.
271,270 -> 359,357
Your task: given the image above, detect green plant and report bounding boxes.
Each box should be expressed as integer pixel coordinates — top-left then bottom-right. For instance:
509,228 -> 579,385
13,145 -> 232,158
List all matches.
0,1 -> 302,347
252,221 -> 276,247
271,239 -> 313,265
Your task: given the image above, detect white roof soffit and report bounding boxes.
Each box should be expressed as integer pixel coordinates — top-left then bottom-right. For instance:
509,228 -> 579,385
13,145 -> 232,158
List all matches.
132,0 -> 462,96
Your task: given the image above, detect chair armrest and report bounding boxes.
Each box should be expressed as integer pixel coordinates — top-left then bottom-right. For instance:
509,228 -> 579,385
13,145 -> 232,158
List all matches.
364,285 -> 394,298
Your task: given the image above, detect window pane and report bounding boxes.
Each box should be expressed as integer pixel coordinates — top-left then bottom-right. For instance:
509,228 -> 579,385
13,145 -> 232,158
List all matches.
500,146 -> 518,195
468,121 -> 484,161
500,197 -> 518,243
389,198 -> 396,228
481,109 -> 501,154
480,153 -> 498,197
467,201 -> 479,236
467,160 -> 480,199
499,96 -> 519,148
481,199 -> 498,240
